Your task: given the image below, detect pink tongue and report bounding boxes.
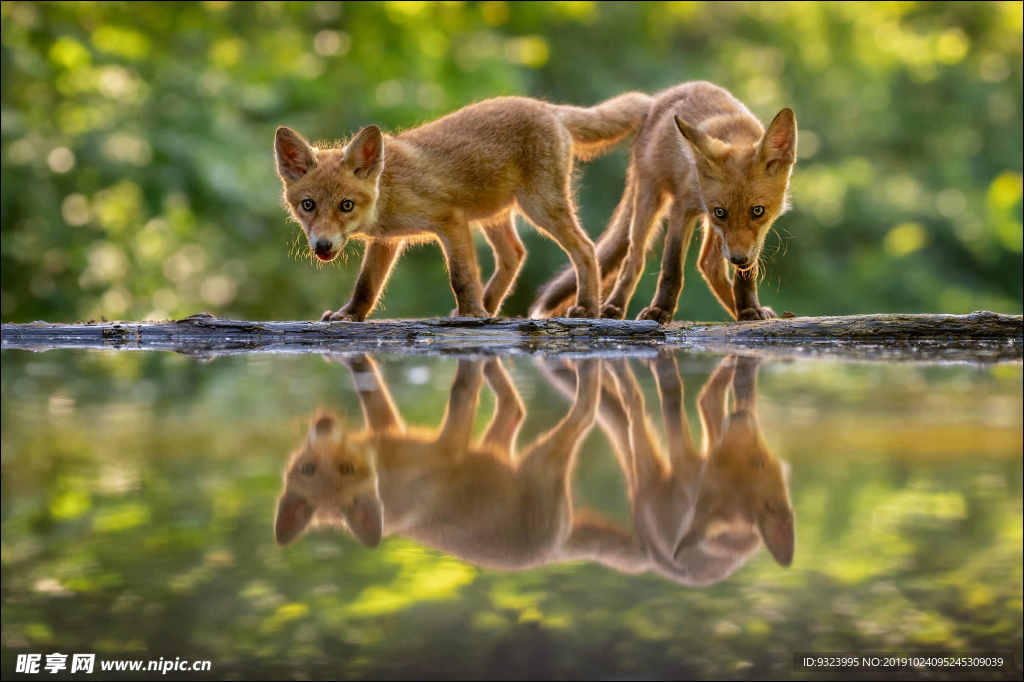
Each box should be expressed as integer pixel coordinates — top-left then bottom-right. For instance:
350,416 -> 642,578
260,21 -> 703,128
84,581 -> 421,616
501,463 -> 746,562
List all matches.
315,252 -> 332,261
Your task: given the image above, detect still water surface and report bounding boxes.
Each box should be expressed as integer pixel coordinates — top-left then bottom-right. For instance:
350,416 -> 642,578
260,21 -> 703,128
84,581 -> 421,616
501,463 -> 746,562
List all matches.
2,349 -> 1021,679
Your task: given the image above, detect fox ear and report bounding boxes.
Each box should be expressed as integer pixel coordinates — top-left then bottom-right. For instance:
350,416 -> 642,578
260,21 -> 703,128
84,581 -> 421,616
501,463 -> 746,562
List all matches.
345,492 -> 382,548
275,127 -> 317,183
345,125 -> 384,178
674,115 -> 726,166
759,108 -> 797,176
757,500 -> 795,567
275,490 -> 314,545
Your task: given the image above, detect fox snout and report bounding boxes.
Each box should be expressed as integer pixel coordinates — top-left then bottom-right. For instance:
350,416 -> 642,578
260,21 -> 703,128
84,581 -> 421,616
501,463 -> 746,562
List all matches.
721,242 -> 758,269
308,234 -> 345,262
313,237 -> 335,261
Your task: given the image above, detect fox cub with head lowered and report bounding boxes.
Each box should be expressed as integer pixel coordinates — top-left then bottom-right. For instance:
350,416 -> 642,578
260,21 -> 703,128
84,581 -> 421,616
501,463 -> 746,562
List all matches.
542,353 -> 794,585
275,92 -> 651,321
531,81 -> 797,323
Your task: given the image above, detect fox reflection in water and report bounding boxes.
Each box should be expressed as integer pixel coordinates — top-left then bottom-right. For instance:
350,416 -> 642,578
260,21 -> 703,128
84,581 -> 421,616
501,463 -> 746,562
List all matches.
275,356 -> 644,571
544,354 -> 794,586
275,354 -> 793,585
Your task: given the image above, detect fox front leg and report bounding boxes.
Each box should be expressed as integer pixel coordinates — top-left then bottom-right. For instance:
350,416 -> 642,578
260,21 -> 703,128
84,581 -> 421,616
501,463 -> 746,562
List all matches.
697,230 -> 738,319
637,206 -> 700,324
732,267 -> 777,321
322,239 -> 404,322
343,354 -> 404,433
438,223 -> 489,318
437,359 -> 486,451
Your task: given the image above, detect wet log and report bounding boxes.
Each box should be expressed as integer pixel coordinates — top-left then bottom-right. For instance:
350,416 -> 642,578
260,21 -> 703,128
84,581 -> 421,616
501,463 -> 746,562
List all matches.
2,311 -> 1021,364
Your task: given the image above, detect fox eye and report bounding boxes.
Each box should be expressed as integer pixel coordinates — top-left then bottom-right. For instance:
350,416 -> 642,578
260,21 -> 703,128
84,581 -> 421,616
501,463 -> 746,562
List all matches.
713,207 -> 728,220
299,461 -> 316,476
300,199 -> 315,212
338,461 -> 355,475
751,205 -> 765,218
340,199 -> 354,212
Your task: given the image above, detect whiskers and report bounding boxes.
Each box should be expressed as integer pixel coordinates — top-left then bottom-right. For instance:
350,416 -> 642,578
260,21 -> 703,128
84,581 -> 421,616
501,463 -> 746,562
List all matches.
339,239 -> 358,265
751,226 -> 793,285
288,231 -> 310,263
287,230 -> 357,271
766,225 -> 793,259
756,240 -> 787,291
736,260 -> 759,277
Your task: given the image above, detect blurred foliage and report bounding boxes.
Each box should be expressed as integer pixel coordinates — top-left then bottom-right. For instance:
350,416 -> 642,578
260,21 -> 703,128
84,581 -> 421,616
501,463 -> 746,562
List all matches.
1,1 -> 1021,323
1,351 -> 1022,679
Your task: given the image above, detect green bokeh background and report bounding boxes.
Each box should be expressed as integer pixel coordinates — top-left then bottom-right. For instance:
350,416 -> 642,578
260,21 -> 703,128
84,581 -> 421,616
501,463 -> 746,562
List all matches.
2,1 -> 1021,323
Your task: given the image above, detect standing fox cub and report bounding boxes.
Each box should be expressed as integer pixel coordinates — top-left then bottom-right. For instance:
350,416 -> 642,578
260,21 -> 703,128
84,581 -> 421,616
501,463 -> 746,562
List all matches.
531,81 -> 798,323
274,92 -> 651,320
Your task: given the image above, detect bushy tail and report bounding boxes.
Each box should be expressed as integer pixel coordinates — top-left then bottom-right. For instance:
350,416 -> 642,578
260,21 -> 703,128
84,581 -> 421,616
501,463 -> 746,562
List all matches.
556,91 -> 652,160
529,166 -> 638,318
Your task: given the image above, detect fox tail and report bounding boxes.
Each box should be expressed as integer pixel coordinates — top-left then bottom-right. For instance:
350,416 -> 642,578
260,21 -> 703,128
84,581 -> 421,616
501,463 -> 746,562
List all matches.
556,92 -> 652,160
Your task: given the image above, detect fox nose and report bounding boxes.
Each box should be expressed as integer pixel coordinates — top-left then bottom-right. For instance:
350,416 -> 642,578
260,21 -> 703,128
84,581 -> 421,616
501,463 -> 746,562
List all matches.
730,255 -> 749,267
314,238 -> 333,258
314,416 -> 333,436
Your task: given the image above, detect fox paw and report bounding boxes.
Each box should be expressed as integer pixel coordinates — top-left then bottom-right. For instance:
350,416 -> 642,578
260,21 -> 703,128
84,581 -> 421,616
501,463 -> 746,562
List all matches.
637,305 -> 673,324
566,305 -> 598,318
450,307 -> 489,318
600,303 -> 625,319
321,308 -> 364,322
738,306 -> 777,321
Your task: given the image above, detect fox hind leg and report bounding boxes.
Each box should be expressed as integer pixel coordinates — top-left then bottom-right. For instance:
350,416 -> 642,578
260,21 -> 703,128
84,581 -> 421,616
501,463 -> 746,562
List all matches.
480,214 -> 526,317
481,357 -> 525,459
523,358 -> 602,476
517,188 -> 601,318
528,172 -> 637,319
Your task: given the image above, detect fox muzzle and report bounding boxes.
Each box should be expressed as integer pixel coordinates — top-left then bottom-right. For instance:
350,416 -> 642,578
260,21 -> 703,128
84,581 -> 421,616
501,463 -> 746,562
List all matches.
310,232 -> 351,262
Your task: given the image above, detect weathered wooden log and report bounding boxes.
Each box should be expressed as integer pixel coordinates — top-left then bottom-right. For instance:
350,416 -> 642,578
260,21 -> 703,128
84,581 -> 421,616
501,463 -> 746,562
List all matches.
2,311 -> 1021,363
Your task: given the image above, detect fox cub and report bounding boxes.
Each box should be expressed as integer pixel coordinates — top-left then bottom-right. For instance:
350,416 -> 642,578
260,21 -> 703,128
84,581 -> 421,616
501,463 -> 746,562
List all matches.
274,92 -> 651,321
542,353 -> 794,585
531,81 -> 797,323
274,355 -> 646,573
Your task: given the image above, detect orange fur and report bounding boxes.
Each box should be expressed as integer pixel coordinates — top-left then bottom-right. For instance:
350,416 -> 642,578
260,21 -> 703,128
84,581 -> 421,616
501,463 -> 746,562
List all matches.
529,81 -> 797,322
274,356 -> 648,574
274,92 -> 652,320
541,353 -> 794,585
277,353 -> 792,584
